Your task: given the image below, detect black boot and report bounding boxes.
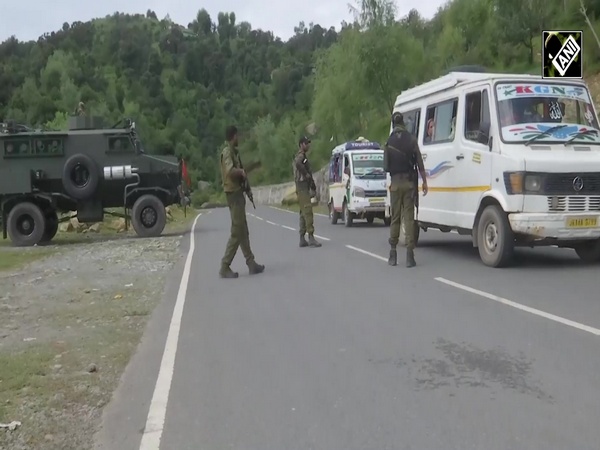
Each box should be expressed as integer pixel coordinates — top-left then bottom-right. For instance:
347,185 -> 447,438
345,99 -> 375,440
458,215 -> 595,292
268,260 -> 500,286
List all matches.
219,265 -> 239,279
299,235 -> 309,247
248,260 -> 265,275
406,249 -> 416,268
388,247 -> 397,266
308,234 -> 322,247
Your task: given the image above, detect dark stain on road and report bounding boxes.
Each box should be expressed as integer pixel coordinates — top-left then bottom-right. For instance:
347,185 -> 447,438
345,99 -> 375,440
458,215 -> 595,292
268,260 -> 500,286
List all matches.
370,338 -> 553,402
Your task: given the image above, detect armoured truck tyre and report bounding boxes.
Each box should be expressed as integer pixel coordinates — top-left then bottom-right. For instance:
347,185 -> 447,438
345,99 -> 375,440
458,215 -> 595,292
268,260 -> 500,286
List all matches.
476,204 -> 515,268
329,200 -> 339,224
62,154 -> 100,200
573,239 -> 600,263
131,194 -> 167,238
399,217 -> 420,247
7,202 -> 47,247
40,210 -> 59,243
343,201 -> 353,227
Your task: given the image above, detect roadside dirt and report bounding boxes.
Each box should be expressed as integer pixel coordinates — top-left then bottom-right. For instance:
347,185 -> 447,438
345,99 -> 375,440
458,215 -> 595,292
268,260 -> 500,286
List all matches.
0,210 -> 194,450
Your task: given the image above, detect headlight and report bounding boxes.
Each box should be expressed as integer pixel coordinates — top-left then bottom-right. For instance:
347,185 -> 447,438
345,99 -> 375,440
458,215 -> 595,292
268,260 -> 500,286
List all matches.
353,187 -> 365,197
504,172 -> 543,194
524,175 -> 541,191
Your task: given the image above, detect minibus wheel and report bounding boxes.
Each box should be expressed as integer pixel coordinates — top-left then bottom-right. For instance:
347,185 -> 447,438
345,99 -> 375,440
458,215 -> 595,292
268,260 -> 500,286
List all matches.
476,205 -> 514,267
574,239 -> 600,263
343,202 -> 353,227
329,201 -> 339,225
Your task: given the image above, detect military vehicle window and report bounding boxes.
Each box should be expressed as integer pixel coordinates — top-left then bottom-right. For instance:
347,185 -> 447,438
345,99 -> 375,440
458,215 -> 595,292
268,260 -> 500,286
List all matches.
108,136 -> 134,153
33,138 -> 64,155
3,139 -> 31,157
423,98 -> 458,144
464,90 -> 491,142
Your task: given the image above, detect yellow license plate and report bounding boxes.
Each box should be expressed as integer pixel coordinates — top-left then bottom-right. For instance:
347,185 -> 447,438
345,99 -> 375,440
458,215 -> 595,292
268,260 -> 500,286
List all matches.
369,197 -> 384,203
566,217 -> 598,228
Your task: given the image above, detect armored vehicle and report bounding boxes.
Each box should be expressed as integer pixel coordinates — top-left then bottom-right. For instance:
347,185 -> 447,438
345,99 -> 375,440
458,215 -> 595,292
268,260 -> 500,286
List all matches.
0,116 -> 188,247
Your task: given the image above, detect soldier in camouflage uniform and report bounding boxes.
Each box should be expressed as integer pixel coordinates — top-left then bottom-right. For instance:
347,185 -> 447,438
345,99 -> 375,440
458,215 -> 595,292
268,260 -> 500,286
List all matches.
219,125 -> 265,278
384,112 -> 428,267
293,136 -> 322,248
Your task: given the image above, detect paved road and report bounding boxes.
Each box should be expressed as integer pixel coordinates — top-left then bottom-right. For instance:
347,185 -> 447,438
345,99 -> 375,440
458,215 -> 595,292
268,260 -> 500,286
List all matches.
95,205 -> 600,450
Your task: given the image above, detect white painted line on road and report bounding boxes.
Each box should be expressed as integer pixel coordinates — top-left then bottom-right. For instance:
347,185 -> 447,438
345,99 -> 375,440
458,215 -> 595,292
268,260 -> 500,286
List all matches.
314,234 -> 331,241
345,245 -> 388,262
270,205 -> 328,218
435,277 -> 600,337
255,216 -> 264,221
282,225 -> 296,231
266,220 -> 278,226
139,212 -> 202,450
270,206 -> 294,214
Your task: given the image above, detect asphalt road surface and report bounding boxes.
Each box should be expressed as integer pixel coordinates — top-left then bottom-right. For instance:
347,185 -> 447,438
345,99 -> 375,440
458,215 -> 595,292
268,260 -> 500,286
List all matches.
95,205 -> 600,450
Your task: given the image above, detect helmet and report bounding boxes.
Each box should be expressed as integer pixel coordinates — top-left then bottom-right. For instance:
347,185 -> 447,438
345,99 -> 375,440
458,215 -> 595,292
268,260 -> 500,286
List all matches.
391,111 -> 404,126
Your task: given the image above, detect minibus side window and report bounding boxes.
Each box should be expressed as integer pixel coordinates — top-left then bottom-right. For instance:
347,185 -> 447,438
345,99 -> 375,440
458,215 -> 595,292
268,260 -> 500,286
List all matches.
464,89 -> 491,142
423,98 -> 458,145
402,109 -> 421,137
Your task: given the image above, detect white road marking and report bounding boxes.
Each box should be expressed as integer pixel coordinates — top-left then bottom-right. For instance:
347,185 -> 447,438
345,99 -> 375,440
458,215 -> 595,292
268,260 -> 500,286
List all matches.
266,220 -> 278,226
435,277 -> 600,337
270,205 -> 328,218
314,234 -> 330,241
345,245 -> 388,262
282,225 -> 296,231
255,216 -> 264,221
139,213 -> 203,450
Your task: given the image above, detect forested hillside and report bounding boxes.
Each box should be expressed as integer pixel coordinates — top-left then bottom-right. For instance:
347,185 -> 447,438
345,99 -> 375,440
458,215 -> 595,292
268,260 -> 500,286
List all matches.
1,0 -> 599,192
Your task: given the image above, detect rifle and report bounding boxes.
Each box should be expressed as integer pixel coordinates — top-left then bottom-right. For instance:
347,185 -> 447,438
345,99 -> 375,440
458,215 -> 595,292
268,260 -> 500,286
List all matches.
238,155 -> 260,209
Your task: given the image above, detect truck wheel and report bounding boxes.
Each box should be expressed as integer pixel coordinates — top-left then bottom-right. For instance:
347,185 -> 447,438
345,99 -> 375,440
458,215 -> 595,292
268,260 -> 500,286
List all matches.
343,201 -> 353,227
7,202 -> 47,247
62,154 -> 100,200
366,214 -> 374,224
329,200 -> 339,225
131,195 -> 167,238
574,239 -> 600,263
40,210 -> 59,243
399,217 -> 420,247
476,205 -> 514,267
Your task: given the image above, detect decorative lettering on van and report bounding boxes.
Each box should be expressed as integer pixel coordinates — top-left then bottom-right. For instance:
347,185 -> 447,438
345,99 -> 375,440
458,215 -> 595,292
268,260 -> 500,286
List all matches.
496,84 -> 590,102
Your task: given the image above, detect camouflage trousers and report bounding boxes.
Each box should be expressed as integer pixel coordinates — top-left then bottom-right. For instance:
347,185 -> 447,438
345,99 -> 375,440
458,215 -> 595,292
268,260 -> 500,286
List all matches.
296,189 -> 314,235
221,190 -> 255,267
389,178 -> 417,250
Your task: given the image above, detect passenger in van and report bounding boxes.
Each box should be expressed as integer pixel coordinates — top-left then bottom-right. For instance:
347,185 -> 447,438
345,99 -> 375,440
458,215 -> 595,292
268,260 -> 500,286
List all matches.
424,118 -> 434,142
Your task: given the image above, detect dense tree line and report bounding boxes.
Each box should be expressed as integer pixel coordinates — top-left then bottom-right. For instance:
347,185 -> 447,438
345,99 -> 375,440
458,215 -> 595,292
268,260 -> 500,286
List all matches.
1,0 -> 599,195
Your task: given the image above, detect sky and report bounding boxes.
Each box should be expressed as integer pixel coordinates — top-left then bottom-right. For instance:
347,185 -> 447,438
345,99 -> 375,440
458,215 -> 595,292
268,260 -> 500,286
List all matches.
0,0 -> 446,43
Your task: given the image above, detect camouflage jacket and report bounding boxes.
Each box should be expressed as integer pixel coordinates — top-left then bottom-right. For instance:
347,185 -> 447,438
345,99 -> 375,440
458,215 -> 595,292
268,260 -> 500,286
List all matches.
220,143 -> 243,193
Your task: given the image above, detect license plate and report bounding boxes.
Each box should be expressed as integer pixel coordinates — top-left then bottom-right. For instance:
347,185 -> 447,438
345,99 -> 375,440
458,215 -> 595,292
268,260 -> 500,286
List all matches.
369,197 -> 384,203
370,203 -> 384,208
566,216 -> 598,228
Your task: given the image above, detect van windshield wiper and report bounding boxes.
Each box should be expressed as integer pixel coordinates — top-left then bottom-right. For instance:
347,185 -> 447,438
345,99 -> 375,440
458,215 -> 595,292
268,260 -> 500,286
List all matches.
524,124 -> 567,146
564,129 -> 599,146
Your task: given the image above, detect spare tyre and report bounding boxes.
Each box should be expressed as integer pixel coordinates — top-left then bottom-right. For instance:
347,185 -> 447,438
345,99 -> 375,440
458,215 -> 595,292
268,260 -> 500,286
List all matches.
62,154 -> 100,200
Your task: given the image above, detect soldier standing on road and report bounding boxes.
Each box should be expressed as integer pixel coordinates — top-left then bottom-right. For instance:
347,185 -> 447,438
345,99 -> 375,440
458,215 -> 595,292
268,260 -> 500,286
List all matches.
293,136 -> 322,248
219,125 -> 265,279
384,112 -> 428,267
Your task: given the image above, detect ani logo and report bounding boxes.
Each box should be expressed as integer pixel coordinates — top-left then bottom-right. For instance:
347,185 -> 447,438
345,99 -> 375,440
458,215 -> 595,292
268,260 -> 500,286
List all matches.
573,176 -> 584,192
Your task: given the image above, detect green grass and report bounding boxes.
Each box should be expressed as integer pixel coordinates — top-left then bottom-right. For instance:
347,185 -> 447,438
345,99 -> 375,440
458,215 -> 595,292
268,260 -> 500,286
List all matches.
0,248 -> 55,271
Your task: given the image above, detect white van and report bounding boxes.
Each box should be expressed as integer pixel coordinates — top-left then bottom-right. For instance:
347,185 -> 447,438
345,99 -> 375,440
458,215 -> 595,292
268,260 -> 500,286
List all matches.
384,71 -> 600,267
327,138 -> 391,226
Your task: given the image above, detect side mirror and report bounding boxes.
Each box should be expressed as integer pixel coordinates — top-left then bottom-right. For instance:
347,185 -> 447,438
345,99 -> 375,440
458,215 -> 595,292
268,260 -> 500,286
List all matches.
477,121 -> 490,145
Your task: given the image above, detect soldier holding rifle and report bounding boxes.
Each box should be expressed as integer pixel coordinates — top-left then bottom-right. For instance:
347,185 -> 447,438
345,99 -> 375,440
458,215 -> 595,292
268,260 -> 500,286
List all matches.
218,125 -> 265,279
